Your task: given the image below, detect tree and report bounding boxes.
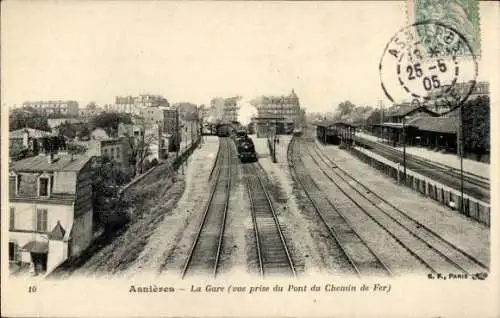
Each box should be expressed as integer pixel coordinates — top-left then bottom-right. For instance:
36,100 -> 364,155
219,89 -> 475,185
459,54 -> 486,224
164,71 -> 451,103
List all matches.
335,101 -> 356,119
175,102 -> 199,121
9,109 -> 51,132
86,101 -> 97,110
349,106 -> 373,125
58,122 -> 77,139
77,126 -> 91,139
366,109 -> 383,126
9,142 -> 28,160
121,117 -> 156,175
89,112 -> 132,137
90,156 -> 131,231
462,95 -> 489,155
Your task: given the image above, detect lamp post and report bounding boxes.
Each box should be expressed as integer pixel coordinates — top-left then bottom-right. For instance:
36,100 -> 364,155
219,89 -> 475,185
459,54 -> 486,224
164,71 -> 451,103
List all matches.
459,103 -> 464,213
176,109 -> 179,160
273,117 -> 277,163
402,116 -> 407,184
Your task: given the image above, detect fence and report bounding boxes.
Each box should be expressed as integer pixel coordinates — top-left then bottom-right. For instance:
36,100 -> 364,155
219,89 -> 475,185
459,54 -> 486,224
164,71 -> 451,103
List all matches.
120,139 -> 201,196
267,137 -> 277,163
347,146 -> 490,227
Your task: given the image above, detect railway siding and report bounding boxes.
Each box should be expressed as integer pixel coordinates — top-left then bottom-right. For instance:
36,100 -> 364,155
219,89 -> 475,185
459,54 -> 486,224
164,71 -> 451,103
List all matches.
317,140 -> 490,267
343,141 -> 490,226
309,145 -> 488,275
182,138 -> 231,278
290,139 -> 397,277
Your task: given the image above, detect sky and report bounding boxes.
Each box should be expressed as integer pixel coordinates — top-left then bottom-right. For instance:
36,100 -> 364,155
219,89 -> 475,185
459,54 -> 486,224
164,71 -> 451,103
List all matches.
1,2 -> 496,114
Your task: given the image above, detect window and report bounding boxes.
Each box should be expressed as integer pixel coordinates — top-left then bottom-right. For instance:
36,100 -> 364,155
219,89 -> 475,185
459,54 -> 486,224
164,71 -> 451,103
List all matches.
9,171 -> 20,195
39,177 -> 49,197
9,242 -> 17,261
36,208 -> 48,232
10,207 -> 15,230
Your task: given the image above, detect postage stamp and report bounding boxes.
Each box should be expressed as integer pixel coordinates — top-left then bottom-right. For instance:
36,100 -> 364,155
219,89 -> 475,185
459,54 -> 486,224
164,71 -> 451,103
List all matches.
406,0 -> 481,57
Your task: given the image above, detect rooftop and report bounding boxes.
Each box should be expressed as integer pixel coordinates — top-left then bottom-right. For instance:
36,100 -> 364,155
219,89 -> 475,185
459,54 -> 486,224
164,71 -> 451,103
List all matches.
371,122 -> 405,129
315,120 -> 358,128
10,153 -> 92,173
10,128 -> 55,139
23,100 -> 78,105
371,117 -> 458,134
385,105 -> 439,118
408,116 -> 458,134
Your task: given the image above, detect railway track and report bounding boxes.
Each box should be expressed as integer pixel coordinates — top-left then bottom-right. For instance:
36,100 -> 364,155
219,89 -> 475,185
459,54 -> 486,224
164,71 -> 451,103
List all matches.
308,140 -> 489,275
181,138 -> 231,278
354,136 -> 490,202
288,138 -> 392,277
244,163 -> 296,277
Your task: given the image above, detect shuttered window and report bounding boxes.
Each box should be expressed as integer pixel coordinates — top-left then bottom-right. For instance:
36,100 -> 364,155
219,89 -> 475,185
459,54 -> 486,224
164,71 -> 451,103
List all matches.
36,208 -> 48,232
39,177 -> 49,196
9,207 -> 15,230
9,176 -> 16,195
9,242 -> 17,261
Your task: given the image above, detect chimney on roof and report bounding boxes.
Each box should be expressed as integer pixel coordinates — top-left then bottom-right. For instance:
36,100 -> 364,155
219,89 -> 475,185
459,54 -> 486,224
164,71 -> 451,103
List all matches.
47,152 -> 54,164
22,129 -> 30,148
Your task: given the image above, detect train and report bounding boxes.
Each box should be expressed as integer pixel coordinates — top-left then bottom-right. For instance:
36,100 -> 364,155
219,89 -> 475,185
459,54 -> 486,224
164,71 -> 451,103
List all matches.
233,129 -> 248,141
316,124 -> 341,145
235,135 -> 257,163
217,124 -> 231,137
293,127 -> 303,136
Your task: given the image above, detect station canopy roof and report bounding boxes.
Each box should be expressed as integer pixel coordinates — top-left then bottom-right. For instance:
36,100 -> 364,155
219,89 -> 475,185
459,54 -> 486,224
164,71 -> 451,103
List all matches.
408,117 -> 458,134
371,122 -> 406,129
315,120 -> 358,128
372,117 -> 457,134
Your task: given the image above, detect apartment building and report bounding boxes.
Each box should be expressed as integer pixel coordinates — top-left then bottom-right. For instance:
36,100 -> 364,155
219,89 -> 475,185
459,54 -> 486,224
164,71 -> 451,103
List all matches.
22,100 -> 79,117
86,137 -> 130,167
253,89 -> 301,123
107,94 -> 170,114
8,153 -> 93,275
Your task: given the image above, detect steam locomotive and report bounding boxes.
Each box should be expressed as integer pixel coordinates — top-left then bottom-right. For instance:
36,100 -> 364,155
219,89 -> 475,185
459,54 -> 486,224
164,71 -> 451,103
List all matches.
235,134 -> 257,163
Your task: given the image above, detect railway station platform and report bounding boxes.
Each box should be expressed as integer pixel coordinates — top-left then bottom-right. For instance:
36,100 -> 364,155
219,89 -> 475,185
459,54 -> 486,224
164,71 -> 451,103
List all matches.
338,139 -> 490,226
252,134 -> 292,165
356,132 -> 489,180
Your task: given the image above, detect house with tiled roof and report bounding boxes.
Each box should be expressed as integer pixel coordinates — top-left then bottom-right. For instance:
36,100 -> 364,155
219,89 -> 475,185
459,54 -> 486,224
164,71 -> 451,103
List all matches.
8,152 -> 93,275
385,104 -> 439,123
9,128 -> 58,161
9,128 -> 55,149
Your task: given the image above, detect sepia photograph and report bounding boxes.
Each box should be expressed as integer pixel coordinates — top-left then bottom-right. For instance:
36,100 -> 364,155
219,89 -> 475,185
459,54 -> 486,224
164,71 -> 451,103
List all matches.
1,1 -> 498,317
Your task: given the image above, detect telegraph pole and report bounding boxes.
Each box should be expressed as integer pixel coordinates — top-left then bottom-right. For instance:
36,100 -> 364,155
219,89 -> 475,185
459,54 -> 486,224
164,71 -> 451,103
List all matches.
459,103 -> 464,214
176,109 -> 179,160
273,119 -> 277,163
403,116 -> 407,184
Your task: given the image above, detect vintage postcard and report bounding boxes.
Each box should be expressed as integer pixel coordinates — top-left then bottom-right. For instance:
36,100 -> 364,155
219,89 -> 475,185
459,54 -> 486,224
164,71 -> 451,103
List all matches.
1,1 -> 498,317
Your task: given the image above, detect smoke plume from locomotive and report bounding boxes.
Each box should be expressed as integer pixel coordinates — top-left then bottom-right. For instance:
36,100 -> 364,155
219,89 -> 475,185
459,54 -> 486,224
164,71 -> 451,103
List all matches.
237,99 -> 258,126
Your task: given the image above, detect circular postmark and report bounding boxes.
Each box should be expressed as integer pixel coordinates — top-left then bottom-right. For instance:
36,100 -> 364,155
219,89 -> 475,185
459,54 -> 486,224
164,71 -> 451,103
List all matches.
379,20 -> 478,109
